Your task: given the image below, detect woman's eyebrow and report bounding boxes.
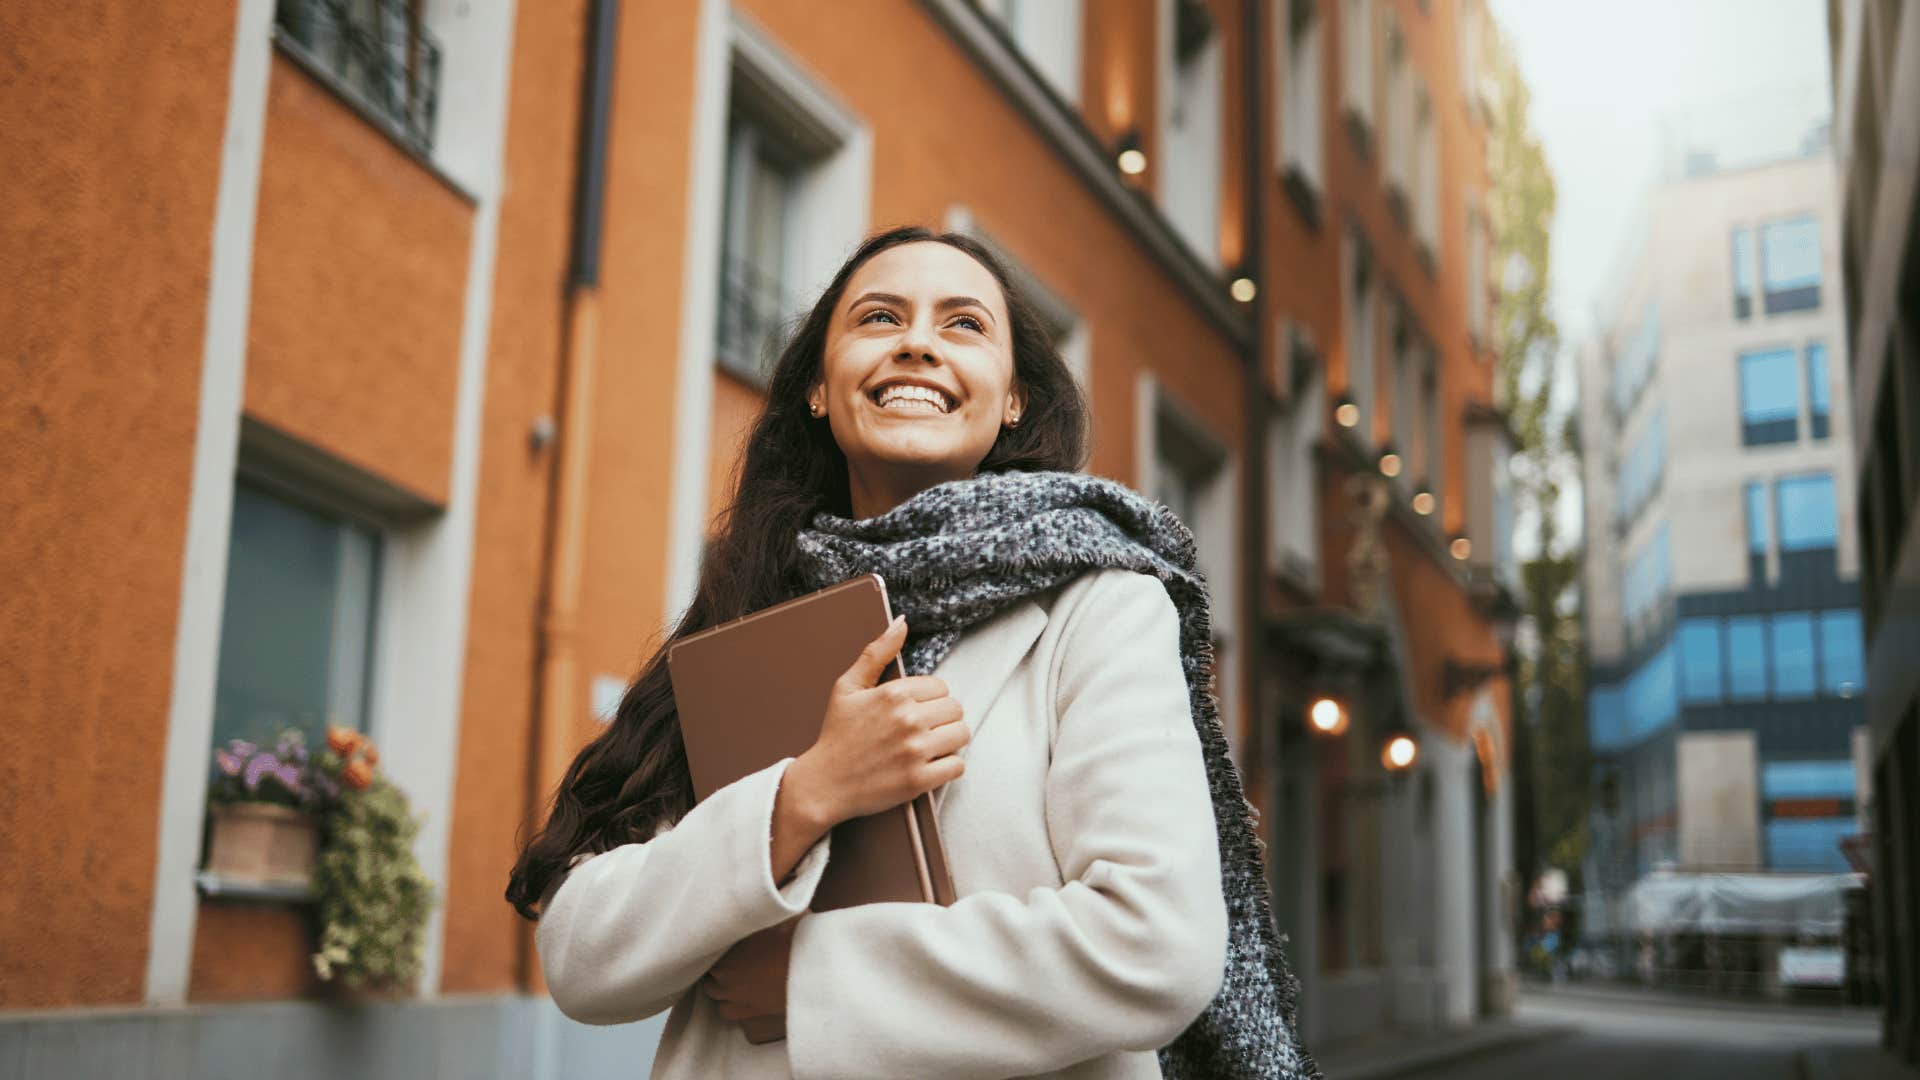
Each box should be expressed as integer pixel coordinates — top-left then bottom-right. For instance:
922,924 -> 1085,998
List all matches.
847,291 -> 996,325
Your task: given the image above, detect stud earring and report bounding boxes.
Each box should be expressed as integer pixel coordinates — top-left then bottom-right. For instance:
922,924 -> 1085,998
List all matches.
810,402 -> 823,417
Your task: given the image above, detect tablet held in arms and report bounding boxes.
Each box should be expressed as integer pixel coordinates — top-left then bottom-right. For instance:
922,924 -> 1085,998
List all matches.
667,573 -> 958,915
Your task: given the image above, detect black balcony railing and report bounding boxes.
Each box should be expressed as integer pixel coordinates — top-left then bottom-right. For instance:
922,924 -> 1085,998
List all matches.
277,0 -> 441,150
715,253 -> 790,383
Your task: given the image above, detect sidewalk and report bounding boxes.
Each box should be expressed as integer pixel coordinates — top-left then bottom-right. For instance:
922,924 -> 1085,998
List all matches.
1311,1017 -> 1573,1080
1799,1044 -> 1920,1080
1522,978 -> 1883,1023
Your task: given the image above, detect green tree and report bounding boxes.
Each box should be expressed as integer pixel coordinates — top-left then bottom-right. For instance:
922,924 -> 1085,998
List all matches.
1485,21 -> 1589,890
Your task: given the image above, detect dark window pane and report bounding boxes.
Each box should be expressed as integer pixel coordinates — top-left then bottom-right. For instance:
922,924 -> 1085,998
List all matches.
1807,342 -> 1830,440
1727,615 -> 1767,700
1770,613 -> 1815,699
1746,480 -> 1769,554
1731,226 -> 1754,316
1765,818 -> 1854,872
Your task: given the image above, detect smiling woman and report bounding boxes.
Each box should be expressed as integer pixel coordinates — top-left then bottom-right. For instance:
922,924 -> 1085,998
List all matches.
509,226 -> 1313,1080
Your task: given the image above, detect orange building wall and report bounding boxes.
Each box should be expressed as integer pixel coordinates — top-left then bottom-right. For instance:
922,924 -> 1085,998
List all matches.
439,0 -> 589,996
244,53 -> 475,508
0,3 -> 238,1010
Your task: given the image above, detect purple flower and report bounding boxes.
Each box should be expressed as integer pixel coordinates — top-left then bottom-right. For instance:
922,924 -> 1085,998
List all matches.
243,753 -> 282,792
230,740 -> 257,758
274,763 -> 303,794
214,749 -> 243,777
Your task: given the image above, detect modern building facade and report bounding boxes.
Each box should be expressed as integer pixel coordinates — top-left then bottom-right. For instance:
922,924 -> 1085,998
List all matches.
1577,143 -> 1869,930
2,0 -> 1515,1072
1829,0 -> 1919,1064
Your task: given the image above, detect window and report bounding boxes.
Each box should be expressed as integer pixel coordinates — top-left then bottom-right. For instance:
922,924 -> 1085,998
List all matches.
1612,301 -> 1659,416
1738,347 -> 1799,445
1341,0 -> 1374,129
1765,818 -> 1854,873
1278,0 -> 1324,192
1760,216 -> 1821,314
1161,0 -> 1224,264
1617,409 -> 1666,527
1589,685 -> 1626,751
1384,16 -> 1413,196
1727,615 -> 1767,700
1770,613 -> 1816,699
1806,342 -> 1831,439
1413,91 -> 1438,257
276,0 -> 443,149
1731,226 -> 1754,318
210,483 -> 380,760
1346,232 -> 1376,435
1467,200 -> 1488,344
1268,327 -> 1323,584
1391,308 -> 1418,469
1622,523 -> 1672,631
1624,642 -> 1679,743
1818,610 -> 1864,696
977,0 -> 1083,105
1763,760 -> 1856,799
1678,617 -> 1724,703
716,114 -> 799,379
1777,473 -> 1838,551
1422,347 -> 1443,514
1746,479 -> 1769,580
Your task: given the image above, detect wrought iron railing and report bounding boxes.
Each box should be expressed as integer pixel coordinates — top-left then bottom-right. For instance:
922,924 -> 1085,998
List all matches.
276,0 -> 441,150
715,253 -> 791,382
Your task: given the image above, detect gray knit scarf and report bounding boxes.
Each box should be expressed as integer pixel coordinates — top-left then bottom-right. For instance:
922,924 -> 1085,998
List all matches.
794,469 -> 1317,1080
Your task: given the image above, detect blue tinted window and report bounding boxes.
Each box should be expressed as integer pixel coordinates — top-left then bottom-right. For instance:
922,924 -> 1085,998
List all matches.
1762,760 -> 1856,799
1612,301 -> 1660,414
1590,685 -> 1625,752
1625,642 -> 1678,741
1728,616 -> 1767,699
1678,618 -> 1723,703
1746,481 -> 1769,555
1731,227 -> 1754,298
1765,818 -> 1854,873
1777,473 -> 1837,551
1806,343 -> 1830,439
1739,348 -> 1799,444
1761,217 -> 1821,292
1770,613 -> 1816,699
1617,410 -> 1666,524
1819,610 -> 1865,696
1623,524 -> 1672,626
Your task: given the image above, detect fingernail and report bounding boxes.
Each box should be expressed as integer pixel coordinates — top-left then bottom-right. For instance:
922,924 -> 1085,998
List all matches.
892,614 -> 906,630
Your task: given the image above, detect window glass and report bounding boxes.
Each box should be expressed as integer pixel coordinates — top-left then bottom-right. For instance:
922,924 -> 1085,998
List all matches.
1281,0 -> 1324,187
1746,480 -> 1769,555
1625,642 -> 1678,742
1762,760 -> 1856,799
1806,342 -> 1830,439
1731,227 -> 1754,302
1727,615 -> 1767,700
1770,613 -> 1816,699
716,117 -> 798,379
1761,216 -> 1821,292
1738,348 -> 1799,444
211,484 -> 379,762
1765,818 -> 1854,873
1678,618 -> 1723,703
1589,685 -> 1625,752
1818,610 -> 1864,696
1777,473 -> 1837,551
1622,523 -> 1672,627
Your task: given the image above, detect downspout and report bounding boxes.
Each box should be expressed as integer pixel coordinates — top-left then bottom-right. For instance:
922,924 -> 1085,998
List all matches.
523,0 -> 620,992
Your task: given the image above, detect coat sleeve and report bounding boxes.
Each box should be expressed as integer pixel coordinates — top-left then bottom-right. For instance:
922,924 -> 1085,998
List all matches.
783,569 -> 1228,1080
535,756 -> 833,1025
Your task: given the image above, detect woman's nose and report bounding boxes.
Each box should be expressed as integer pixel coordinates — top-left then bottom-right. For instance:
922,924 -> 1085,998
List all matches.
896,315 -> 940,362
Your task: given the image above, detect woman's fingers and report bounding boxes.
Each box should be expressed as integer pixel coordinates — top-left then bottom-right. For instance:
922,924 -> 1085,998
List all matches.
920,716 -> 970,759
885,674 -> 950,702
838,615 -> 907,690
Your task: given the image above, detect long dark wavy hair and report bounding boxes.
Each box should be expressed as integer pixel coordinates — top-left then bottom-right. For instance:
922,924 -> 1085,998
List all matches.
507,226 -> 1090,919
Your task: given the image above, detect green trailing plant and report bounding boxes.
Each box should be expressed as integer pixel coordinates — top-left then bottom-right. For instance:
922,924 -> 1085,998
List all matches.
310,728 -> 436,990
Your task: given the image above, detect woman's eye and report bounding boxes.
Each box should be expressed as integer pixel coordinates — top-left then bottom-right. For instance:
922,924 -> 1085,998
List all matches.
860,309 -> 899,325
952,315 -> 984,332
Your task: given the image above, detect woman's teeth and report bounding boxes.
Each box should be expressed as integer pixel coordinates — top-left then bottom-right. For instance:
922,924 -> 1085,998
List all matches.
874,385 -> 951,413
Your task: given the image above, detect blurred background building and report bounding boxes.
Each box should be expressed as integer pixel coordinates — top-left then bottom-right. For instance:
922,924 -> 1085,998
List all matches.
1575,130 -> 1868,917
2,0 -> 1519,1074
1829,0 -> 1920,1067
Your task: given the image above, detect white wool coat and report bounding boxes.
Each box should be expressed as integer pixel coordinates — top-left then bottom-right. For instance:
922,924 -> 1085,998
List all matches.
536,568 -> 1228,1079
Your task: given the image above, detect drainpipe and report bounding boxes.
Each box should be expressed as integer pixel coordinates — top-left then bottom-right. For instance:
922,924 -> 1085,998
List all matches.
523,0 -> 620,993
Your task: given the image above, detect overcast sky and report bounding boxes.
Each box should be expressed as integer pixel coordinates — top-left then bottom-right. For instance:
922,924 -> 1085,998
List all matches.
1485,0 -> 1833,560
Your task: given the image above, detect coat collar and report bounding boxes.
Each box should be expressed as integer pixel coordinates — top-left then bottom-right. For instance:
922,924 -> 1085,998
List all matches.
928,598 -> 1048,810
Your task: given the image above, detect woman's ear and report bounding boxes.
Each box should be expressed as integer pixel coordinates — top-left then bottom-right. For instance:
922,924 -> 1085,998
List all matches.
1004,383 -> 1029,427
806,382 -> 826,417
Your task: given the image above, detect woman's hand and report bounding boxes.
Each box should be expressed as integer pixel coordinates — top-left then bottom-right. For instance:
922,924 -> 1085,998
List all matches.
782,615 -> 969,835
700,915 -> 800,1026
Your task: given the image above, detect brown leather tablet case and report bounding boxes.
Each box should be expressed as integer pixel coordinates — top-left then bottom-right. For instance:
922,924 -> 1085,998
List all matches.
668,574 -> 959,1043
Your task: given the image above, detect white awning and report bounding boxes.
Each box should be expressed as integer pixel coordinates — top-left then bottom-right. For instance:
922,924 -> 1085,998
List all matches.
1625,870 -> 1864,936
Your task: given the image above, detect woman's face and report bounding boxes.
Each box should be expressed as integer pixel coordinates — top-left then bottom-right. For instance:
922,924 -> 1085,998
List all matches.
810,242 -> 1024,512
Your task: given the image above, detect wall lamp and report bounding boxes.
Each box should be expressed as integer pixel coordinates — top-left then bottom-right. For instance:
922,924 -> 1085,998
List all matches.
1306,695 -> 1349,737
1411,485 -> 1436,515
1334,397 -> 1360,429
1228,264 -> 1258,303
1115,130 -> 1147,176
1377,445 -> 1403,478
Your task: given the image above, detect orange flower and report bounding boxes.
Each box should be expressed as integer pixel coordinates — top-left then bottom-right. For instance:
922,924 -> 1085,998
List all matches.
342,759 -> 374,791
327,727 -> 361,756
362,744 -> 379,766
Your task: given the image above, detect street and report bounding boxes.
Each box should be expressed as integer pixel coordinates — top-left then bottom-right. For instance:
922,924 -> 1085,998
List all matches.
1412,987 -> 1884,1080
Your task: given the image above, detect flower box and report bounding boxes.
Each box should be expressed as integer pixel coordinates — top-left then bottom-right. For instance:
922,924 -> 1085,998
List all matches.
205,801 -> 319,887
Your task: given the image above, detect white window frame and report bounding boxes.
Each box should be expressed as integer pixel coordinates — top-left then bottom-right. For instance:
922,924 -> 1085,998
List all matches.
666,7 -> 874,622
1269,319 -> 1324,591
1275,0 -> 1325,192
1136,372 -> 1242,763
1413,88 -> 1438,256
1345,230 -> 1378,438
1158,0 -> 1225,266
976,0 -> 1084,106
1341,0 -> 1375,130
1384,12 -> 1413,195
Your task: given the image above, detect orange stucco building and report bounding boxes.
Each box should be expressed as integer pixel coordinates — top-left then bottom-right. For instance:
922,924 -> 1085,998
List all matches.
1,0 -> 1515,1069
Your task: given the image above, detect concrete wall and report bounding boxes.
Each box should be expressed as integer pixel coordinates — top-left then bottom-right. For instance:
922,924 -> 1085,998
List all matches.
1678,730 -> 1762,870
